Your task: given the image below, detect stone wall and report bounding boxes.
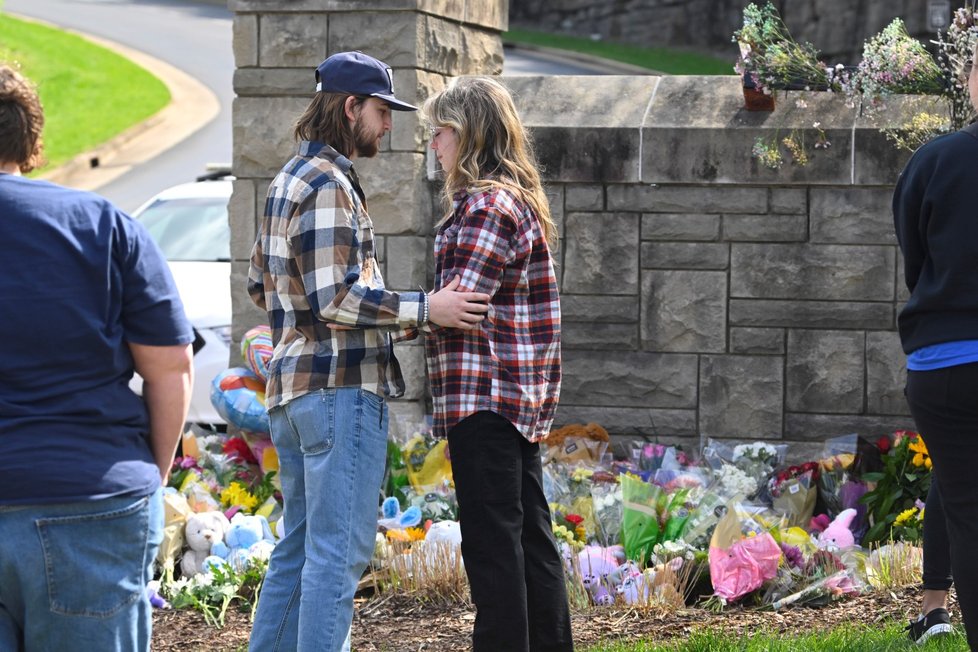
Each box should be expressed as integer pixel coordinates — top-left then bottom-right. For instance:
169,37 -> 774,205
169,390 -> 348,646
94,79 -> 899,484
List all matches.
227,0 -> 507,427
230,3 -> 918,459
496,74 -> 918,459
509,0 -> 942,67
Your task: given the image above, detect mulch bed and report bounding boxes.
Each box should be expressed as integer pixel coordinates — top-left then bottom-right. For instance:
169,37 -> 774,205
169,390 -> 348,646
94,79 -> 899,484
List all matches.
151,585 -> 946,651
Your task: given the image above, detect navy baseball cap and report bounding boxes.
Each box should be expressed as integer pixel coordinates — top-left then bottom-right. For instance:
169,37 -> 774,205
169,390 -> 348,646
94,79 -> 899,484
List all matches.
315,51 -> 417,111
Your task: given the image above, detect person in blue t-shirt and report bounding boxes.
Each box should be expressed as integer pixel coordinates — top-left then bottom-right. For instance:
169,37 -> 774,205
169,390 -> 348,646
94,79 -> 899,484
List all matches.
893,42 -> 978,650
0,64 -> 194,652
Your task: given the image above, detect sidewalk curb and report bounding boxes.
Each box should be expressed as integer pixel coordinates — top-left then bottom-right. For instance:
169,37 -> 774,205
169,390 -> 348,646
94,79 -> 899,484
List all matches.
11,13 -> 220,192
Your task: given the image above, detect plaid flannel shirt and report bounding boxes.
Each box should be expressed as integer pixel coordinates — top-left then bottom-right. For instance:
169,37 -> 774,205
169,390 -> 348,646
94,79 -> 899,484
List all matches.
248,141 -> 424,409
424,187 -> 561,441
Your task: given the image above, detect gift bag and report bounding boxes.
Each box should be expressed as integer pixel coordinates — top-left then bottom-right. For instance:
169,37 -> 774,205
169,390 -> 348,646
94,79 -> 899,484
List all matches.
157,490 -> 193,567
403,433 -> 453,490
541,423 -> 610,466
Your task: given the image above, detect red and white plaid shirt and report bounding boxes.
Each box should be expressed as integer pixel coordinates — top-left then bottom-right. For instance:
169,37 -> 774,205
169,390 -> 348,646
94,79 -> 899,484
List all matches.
424,187 -> 561,441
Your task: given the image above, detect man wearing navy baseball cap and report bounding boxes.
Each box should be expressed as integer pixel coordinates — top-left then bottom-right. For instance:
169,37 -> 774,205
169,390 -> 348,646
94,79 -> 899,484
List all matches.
315,50 -> 417,111
247,52 -> 489,652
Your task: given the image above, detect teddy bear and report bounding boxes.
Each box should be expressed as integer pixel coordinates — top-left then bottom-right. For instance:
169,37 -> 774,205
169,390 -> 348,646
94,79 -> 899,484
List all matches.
816,508 -> 857,550
211,512 -> 276,572
180,510 -> 231,577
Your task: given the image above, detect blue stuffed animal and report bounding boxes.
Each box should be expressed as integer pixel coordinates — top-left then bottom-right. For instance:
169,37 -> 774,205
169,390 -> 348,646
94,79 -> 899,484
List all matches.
211,513 -> 276,572
377,496 -> 422,530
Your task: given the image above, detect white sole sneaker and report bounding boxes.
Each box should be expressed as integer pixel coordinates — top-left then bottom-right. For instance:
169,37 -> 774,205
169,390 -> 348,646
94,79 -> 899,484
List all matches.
916,622 -> 954,645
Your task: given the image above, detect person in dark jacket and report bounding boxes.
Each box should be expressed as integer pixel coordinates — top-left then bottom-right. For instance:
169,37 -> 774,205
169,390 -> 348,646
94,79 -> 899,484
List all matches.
893,40 -> 978,650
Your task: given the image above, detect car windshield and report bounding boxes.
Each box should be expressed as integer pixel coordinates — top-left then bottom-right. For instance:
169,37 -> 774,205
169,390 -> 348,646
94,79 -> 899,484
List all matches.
136,196 -> 231,262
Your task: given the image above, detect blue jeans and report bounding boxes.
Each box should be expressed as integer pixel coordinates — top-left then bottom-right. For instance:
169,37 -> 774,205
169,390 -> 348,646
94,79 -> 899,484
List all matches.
250,388 -> 388,652
0,489 -> 163,652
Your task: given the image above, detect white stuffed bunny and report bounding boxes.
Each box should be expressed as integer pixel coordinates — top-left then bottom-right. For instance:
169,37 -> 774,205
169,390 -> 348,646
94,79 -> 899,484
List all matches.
180,511 -> 231,577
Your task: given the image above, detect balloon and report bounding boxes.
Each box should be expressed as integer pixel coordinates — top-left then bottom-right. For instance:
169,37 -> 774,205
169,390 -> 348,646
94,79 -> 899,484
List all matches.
210,367 -> 269,432
241,325 -> 273,381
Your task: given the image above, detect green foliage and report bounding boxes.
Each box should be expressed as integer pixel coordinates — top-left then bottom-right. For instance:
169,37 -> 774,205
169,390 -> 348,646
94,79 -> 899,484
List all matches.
503,28 -> 733,75
860,433 -> 932,546
584,620 -> 967,651
251,470 -> 278,507
0,12 -> 170,171
163,559 -> 268,629
621,476 -> 691,566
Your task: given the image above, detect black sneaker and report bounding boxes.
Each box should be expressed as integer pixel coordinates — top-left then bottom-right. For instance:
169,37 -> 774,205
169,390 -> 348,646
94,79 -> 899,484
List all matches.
906,608 -> 954,644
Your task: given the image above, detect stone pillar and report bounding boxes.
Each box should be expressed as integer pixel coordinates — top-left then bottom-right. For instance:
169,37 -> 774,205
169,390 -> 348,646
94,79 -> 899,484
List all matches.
228,1 -> 506,424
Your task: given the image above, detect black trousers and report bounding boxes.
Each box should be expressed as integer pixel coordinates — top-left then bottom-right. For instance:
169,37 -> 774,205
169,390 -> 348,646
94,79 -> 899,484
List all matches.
448,411 -> 574,652
907,362 -> 978,650
922,476 -> 952,591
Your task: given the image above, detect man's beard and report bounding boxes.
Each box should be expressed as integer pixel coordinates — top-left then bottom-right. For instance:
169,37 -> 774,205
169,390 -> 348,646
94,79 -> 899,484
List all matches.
353,119 -> 380,158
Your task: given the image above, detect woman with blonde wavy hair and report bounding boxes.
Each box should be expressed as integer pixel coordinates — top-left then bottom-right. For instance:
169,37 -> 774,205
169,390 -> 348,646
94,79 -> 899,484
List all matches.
422,76 -> 573,652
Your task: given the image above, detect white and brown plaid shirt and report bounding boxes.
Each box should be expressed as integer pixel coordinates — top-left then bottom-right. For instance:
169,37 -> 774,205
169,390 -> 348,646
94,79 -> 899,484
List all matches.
248,141 -> 424,409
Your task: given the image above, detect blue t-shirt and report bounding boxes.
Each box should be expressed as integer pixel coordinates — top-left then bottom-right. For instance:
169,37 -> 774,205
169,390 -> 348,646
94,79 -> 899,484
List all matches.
0,175 -> 194,505
907,340 -> 978,371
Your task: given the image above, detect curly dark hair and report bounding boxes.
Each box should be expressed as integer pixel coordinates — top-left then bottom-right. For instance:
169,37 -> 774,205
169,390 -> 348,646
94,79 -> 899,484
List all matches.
0,64 -> 45,173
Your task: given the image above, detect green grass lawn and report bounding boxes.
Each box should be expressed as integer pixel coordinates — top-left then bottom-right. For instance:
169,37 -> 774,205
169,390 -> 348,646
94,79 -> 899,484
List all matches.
0,12 -> 169,171
584,620 -> 968,651
503,28 -> 734,75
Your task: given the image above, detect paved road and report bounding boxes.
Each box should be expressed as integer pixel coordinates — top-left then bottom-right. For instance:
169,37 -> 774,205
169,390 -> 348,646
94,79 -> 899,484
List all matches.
6,0 -> 626,210
7,0 -> 234,211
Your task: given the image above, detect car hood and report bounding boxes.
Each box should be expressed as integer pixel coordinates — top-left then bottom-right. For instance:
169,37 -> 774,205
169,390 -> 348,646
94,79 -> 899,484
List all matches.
167,261 -> 231,328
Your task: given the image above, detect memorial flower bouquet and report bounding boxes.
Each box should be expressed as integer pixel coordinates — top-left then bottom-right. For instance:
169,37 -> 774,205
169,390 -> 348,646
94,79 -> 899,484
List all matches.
591,481 -> 623,547
706,501 -> 781,606
762,546 -> 864,610
935,6 -> 978,126
767,462 -> 820,528
856,11 -> 977,151
890,499 -> 926,544
621,474 -> 694,565
860,431 -> 933,545
847,18 -> 944,108
732,441 -> 782,476
552,509 -> 587,546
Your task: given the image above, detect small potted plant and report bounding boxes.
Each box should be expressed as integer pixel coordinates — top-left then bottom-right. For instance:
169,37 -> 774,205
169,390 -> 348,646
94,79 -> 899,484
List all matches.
733,2 -> 833,110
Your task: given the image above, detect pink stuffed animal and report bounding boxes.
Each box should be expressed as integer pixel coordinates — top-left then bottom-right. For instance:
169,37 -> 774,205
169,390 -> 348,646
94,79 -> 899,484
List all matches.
817,508 -> 857,550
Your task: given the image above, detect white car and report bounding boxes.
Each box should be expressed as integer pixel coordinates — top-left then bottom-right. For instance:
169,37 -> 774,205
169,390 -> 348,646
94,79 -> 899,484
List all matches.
129,172 -> 233,427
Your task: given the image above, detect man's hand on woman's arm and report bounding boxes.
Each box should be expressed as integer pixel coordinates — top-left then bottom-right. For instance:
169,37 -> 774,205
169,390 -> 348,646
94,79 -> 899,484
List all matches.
427,275 -> 490,330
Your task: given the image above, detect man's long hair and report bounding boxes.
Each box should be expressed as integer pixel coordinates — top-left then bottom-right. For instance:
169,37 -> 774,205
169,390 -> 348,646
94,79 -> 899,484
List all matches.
293,92 -> 365,158
422,77 -> 556,250
0,65 -> 46,173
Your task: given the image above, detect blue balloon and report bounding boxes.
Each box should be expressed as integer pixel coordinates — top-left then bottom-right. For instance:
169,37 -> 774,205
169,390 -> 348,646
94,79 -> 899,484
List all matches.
210,367 -> 270,433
